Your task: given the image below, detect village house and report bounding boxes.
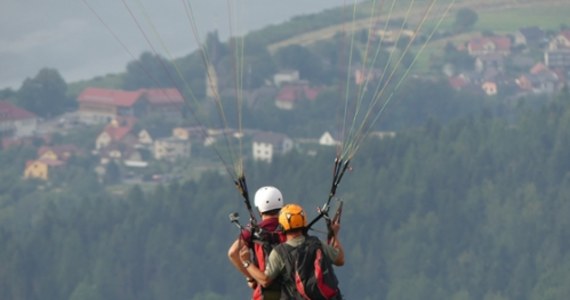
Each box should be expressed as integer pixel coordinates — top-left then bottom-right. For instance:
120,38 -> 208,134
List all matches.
0,101 -> 38,138
77,87 -> 185,124
353,66 -> 383,86
98,143 -> 143,165
544,30 -> 570,70
544,49 -> 570,70
172,126 -> 207,141
319,131 -> 341,146
138,129 -> 156,146
23,159 -> 64,181
37,145 -> 80,161
547,30 -> 570,50
122,147 -> 145,163
516,63 -> 560,94
99,144 -> 125,161
474,54 -> 505,74
153,137 -> 191,161
482,81 -> 498,96
273,70 -> 300,87
77,88 -> 147,124
445,28 -> 570,98
98,143 -> 145,167
23,144 -> 79,181
95,117 -> 137,151
143,88 -> 185,119
448,75 -> 470,91
137,127 -> 171,148
252,132 -> 293,163
467,36 -> 511,57
275,81 -> 321,110
122,147 -> 147,166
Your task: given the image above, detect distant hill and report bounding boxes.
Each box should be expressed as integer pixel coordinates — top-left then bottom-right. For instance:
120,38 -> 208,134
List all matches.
267,0 -> 568,52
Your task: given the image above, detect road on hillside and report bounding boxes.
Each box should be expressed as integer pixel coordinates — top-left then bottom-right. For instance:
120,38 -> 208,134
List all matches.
267,0 -> 567,53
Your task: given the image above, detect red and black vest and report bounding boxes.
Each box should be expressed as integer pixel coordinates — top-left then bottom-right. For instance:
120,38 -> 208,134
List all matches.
242,218 -> 286,300
274,236 -> 342,300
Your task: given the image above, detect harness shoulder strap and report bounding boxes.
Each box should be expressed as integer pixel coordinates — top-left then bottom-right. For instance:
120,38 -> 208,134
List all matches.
273,243 -> 303,300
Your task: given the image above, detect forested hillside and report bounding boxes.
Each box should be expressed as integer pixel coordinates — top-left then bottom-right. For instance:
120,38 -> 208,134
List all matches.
1,90 -> 569,299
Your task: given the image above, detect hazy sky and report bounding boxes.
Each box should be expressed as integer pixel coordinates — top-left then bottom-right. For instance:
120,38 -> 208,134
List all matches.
1,0 -> 349,90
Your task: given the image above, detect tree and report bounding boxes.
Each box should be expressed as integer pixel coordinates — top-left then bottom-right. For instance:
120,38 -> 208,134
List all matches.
0,88 -> 16,100
103,161 -> 121,184
123,52 -> 177,90
17,68 -> 69,117
274,45 -> 326,83
454,8 -> 478,33
243,42 -> 277,89
177,51 -> 207,99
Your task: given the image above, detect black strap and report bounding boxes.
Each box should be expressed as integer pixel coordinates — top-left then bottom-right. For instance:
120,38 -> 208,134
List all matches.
307,158 -> 350,230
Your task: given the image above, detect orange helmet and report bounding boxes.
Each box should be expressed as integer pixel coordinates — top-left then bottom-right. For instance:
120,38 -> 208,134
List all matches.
279,204 -> 307,231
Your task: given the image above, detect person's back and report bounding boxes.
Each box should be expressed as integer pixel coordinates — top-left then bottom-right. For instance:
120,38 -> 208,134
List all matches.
249,217 -> 285,299
240,204 -> 344,300
228,186 -> 285,300
274,235 -> 341,300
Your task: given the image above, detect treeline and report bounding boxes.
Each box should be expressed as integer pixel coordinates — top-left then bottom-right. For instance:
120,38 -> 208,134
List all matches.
1,91 -> 569,299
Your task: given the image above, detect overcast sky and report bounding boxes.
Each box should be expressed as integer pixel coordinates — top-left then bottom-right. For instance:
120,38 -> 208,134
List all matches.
1,0 -> 349,90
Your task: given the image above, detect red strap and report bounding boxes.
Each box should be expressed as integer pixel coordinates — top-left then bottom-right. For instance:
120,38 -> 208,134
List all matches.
254,243 -> 266,270
252,285 -> 263,300
315,249 -> 337,298
295,272 -> 311,300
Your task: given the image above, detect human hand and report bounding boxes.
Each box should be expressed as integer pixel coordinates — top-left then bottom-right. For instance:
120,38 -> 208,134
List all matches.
331,222 -> 340,236
247,279 -> 258,289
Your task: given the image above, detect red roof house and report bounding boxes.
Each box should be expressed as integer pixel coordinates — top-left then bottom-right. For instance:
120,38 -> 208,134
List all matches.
78,88 -> 144,107
143,88 -> 185,119
77,87 -> 185,123
275,82 -> 321,110
0,101 -> 38,137
467,36 -> 511,56
95,117 -> 137,150
77,88 -> 146,124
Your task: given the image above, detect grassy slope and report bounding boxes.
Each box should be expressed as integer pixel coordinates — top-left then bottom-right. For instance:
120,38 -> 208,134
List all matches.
268,0 -> 569,50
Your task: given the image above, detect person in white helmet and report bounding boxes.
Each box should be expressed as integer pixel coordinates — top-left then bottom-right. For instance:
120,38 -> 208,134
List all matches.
228,186 -> 286,300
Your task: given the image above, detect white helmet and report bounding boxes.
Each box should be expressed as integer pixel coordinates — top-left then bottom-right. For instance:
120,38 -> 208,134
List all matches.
254,186 -> 284,213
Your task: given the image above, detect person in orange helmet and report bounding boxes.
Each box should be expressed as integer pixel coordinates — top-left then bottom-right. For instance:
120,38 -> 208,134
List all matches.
240,203 -> 345,299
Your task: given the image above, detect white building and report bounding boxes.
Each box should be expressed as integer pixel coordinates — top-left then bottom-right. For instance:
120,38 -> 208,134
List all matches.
153,137 -> 191,161
273,70 -> 300,87
319,131 -> 341,146
252,132 -> 293,163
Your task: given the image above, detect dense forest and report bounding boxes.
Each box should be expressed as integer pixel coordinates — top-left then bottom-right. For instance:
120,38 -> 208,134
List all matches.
2,1 -> 570,299
1,89 -> 569,299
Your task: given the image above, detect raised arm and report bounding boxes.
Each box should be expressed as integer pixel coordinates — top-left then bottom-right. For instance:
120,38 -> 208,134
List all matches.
228,238 -> 255,281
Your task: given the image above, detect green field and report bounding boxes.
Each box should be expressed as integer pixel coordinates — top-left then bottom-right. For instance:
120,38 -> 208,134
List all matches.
474,4 -> 570,32
422,2 -> 570,32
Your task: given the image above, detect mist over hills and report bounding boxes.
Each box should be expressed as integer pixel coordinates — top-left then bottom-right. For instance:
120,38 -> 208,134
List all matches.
1,0 -> 346,89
